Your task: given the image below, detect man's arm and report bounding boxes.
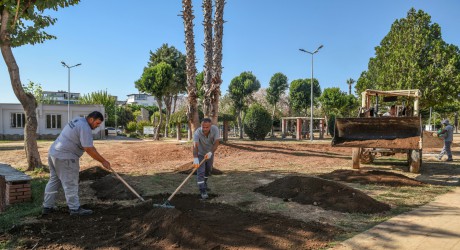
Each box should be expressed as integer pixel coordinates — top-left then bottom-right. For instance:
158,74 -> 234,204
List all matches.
84,147 -> 112,170
193,142 -> 199,158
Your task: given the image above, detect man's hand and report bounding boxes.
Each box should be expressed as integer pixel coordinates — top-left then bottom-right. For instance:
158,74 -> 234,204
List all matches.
193,158 -> 200,169
205,152 -> 213,159
102,160 -> 112,171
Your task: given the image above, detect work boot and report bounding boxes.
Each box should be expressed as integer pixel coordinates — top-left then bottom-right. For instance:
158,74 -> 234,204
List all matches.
70,207 -> 93,216
42,206 -> 57,215
200,190 -> 209,200
437,155 -> 442,160
446,158 -> 453,162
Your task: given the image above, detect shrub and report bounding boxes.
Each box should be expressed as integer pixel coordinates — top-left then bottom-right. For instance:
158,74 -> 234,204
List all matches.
328,114 -> 336,136
244,104 -> 272,140
126,121 -> 137,133
137,120 -> 152,135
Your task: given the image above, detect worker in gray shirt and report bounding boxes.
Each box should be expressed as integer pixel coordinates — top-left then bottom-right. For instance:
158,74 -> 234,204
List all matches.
193,118 -> 220,199
438,119 -> 454,162
42,111 -> 112,215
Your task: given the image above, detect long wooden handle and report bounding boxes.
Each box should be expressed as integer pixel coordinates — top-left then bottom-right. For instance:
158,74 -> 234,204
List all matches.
167,158 -> 207,202
112,170 -> 145,202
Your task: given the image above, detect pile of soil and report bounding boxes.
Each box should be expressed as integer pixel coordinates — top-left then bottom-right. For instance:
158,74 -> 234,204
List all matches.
254,176 -> 390,214
79,166 -> 111,181
319,170 -> 426,186
174,162 -> 223,175
90,174 -> 140,200
4,194 -> 342,249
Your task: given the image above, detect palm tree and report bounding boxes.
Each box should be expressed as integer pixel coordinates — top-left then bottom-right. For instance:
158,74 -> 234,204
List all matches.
210,0 -> 225,124
202,0 -> 213,119
181,0 -> 200,133
347,78 -> 355,95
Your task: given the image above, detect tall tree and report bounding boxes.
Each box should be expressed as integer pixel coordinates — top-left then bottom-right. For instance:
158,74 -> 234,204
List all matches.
346,78 -> 355,95
209,0 -> 225,124
266,73 -> 288,136
228,71 -> 261,138
0,0 -> 79,170
181,0 -> 200,133
356,8 -> 460,109
147,44 -> 186,137
135,62 -> 173,140
23,81 -> 57,104
289,78 -> 321,116
202,0 -> 213,119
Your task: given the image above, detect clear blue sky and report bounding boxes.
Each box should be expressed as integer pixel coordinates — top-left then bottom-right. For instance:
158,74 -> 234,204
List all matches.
1,0 -> 459,103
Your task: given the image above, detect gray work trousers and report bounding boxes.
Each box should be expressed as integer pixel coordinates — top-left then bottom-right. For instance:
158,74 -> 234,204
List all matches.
43,156 -> 80,210
439,141 -> 453,160
196,154 -> 213,192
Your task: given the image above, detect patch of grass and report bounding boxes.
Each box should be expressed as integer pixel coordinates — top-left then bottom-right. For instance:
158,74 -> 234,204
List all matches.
0,177 -> 47,233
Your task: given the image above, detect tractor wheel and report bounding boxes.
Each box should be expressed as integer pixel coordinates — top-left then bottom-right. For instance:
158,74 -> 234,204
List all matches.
352,148 -> 361,169
409,149 -> 422,173
360,149 -> 375,164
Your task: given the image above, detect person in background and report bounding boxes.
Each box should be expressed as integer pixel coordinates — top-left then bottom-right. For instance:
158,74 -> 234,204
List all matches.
437,119 -> 454,162
42,111 -> 112,216
383,105 -> 397,117
193,118 -> 220,200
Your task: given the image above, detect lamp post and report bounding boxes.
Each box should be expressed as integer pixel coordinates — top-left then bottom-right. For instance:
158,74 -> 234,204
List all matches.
61,61 -> 82,122
299,45 -> 323,141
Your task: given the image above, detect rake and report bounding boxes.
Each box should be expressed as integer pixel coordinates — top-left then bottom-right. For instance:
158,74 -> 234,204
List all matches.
154,158 -> 207,208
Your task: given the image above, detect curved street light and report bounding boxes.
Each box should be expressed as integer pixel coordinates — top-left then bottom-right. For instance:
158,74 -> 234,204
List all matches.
61,61 -> 82,122
299,45 -> 323,141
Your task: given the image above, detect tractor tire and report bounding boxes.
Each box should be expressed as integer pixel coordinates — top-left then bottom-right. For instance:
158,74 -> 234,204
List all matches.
360,149 -> 375,164
409,149 -> 422,173
352,148 -> 361,169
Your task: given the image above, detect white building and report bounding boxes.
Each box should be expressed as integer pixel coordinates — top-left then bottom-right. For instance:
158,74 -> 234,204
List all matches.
0,103 -> 106,140
126,93 -> 157,106
42,90 -> 80,104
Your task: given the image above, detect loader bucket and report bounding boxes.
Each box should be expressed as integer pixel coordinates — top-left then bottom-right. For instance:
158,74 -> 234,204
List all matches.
332,117 -> 422,149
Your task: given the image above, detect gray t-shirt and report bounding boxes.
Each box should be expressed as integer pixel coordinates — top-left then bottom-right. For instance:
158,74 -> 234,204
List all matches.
49,117 -> 94,159
444,124 -> 454,142
193,125 -> 220,156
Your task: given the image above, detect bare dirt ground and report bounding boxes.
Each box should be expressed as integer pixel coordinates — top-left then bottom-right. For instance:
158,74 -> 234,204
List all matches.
0,135 -> 459,249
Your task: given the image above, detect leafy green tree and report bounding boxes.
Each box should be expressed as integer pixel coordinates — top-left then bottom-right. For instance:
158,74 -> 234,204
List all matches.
148,44 -> 186,137
244,104 -> 272,140
0,0 -> 79,170
356,8 -> 460,109
318,87 -> 359,118
228,71 -> 261,138
135,62 -> 174,140
23,81 -> 57,104
266,73 -> 288,136
346,78 -> 355,95
116,106 -> 135,129
78,90 -> 117,126
289,78 -> 321,115
196,71 -> 205,100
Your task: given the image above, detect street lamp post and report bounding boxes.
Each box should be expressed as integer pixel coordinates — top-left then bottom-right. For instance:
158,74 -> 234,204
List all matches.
299,45 -> 323,141
61,61 -> 82,122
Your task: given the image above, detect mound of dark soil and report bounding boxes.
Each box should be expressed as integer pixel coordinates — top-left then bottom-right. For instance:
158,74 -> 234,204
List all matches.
254,176 -> 390,214
5,194 -> 342,249
174,162 -> 223,175
90,174 -> 140,200
319,170 -> 425,186
79,166 -> 111,181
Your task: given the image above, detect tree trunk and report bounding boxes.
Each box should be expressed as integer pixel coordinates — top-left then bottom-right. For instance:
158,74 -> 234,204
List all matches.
271,103 -> 276,137
172,94 -> 178,114
237,110 -> 243,139
202,0 -> 213,118
210,0 -> 225,125
154,97 -> 163,140
182,0 -> 200,133
163,94 -> 172,137
1,9 -> 42,170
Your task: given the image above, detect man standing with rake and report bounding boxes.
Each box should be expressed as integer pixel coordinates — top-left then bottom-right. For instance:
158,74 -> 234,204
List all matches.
193,118 -> 220,199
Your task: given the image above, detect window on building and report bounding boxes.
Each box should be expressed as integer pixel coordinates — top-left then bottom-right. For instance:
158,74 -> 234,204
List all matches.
46,114 -> 62,129
11,113 -> 26,128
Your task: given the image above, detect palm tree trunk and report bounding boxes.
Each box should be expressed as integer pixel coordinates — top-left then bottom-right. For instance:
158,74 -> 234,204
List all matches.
182,0 -> 200,132
163,95 -> 172,137
202,0 -> 213,119
154,97 -> 163,140
210,0 -> 225,125
271,103 -> 276,136
0,9 -> 42,170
